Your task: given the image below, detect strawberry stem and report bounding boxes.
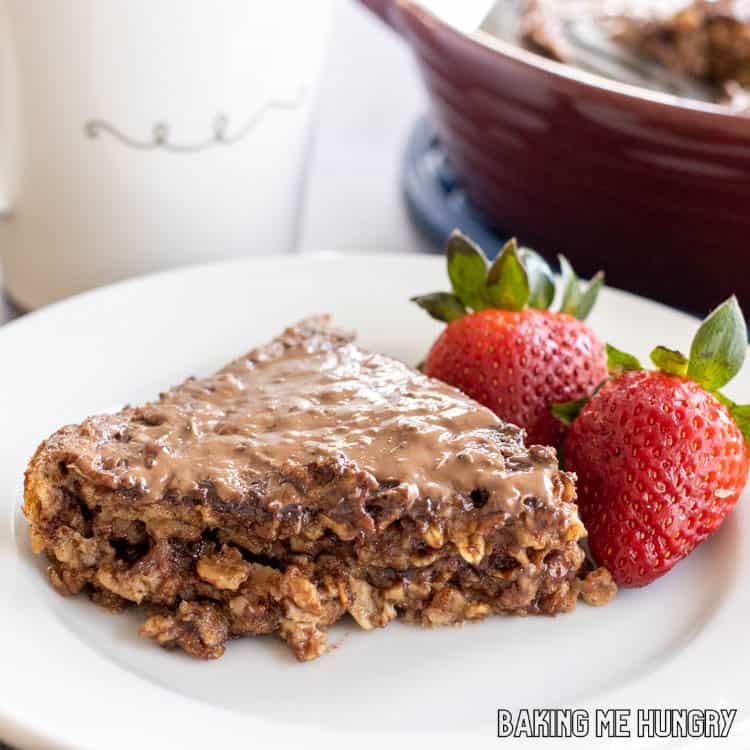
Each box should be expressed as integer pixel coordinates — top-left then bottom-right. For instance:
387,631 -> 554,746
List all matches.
650,346 -> 688,376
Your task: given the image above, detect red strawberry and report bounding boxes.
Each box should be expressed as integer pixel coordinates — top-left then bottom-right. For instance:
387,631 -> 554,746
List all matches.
413,231 -> 607,447
556,297 -> 750,587
424,309 -> 605,447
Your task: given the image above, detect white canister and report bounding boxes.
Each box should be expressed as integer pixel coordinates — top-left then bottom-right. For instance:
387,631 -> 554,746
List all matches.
0,0 -> 331,309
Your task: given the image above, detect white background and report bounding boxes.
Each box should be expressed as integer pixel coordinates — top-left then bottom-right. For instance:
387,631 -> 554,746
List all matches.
0,0 -> 431,325
296,0 -> 431,258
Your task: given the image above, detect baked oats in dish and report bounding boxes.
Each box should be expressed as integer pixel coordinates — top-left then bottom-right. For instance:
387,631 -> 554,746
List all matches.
514,0 -> 750,103
23,317 -> 614,661
614,0 -> 750,94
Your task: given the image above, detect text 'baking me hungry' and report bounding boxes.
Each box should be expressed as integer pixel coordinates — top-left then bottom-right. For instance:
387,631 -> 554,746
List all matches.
497,708 -> 737,739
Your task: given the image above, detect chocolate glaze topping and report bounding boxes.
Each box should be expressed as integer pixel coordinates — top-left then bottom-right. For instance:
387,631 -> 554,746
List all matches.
47,318 -> 560,520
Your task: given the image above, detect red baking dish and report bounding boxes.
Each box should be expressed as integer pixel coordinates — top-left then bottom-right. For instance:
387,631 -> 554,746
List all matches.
361,0 -> 750,314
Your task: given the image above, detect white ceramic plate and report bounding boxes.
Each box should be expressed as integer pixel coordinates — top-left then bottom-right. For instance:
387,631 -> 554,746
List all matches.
1,255 -> 748,750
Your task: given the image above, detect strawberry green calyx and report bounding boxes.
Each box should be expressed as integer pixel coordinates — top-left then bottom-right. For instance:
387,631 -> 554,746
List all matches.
687,295 -> 746,390
521,247 -> 555,310
555,296 -> 750,444
605,297 -> 747,388
559,256 -> 605,321
445,232 -> 490,311
411,292 -> 466,322
728,403 -> 750,442
485,238 -> 529,310
411,229 -> 603,323
606,344 -> 642,373
550,397 -> 588,426
550,377 -> 608,426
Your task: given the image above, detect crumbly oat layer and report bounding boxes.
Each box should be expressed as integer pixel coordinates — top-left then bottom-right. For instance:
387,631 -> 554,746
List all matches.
616,0 -> 750,91
24,318 -> 614,660
520,0 -> 750,97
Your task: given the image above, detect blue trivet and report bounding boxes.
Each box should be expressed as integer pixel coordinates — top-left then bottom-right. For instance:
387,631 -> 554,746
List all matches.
402,115 -> 506,258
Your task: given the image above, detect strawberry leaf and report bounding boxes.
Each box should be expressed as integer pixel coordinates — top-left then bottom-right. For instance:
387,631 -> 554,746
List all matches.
687,296 -> 747,391
411,292 -> 466,323
714,393 -> 750,446
446,231 -> 489,311
729,403 -> 750,446
606,344 -> 642,372
558,255 -> 581,316
713,392 -> 750,446
558,255 -> 603,321
551,396 -> 590,426
650,346 -> 688,376
485,238 -> 530,311
713,391 -> 734,408
520,248 -> 555,310
575,271 -> 605,321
